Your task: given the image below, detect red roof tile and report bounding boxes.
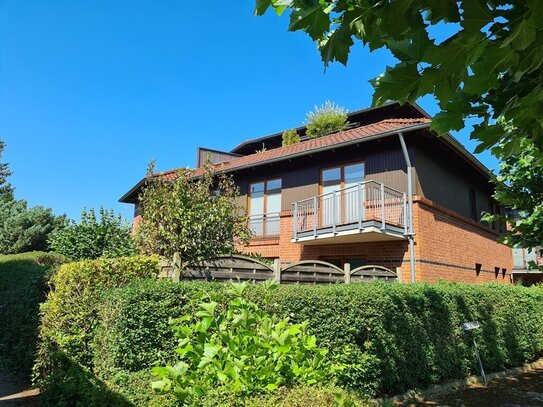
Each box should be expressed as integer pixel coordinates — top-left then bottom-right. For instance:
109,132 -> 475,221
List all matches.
157,118 -> 430,179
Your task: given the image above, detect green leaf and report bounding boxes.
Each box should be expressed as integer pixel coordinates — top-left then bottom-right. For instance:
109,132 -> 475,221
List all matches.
289,5 -> 331,41
425,0 -> 461,23
254,0 -> 271,16
387,30 -> 433,63
502,20 -> 537,51
371,63 -> 423,105
431,109 -> 464,134
319,26 -> 354,66
461,0 -> 494,31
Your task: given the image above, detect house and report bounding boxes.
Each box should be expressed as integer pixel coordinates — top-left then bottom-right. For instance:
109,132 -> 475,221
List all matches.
120,102 -> 513,284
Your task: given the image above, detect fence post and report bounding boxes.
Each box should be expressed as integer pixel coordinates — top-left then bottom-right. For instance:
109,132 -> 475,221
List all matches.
396,267 -> 403,283
172,252 -> 181,282
344,262 -> 351,284
273,258 -> 281,284
380,182 -> 386,230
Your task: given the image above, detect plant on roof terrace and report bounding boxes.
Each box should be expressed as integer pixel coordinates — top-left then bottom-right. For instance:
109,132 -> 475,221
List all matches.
282,128 -> 301,146
305,101 -> 349,139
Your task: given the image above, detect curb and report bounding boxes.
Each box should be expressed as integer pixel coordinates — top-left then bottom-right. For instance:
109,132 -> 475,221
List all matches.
384,357 -> 543,402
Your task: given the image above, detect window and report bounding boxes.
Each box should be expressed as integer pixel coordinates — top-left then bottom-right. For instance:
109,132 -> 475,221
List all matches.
321,163 -> 365,225
469,189 -> 477,221
248,178 -> 281,237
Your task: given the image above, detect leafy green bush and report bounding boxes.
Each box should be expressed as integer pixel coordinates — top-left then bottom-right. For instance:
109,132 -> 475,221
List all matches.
48,207 -> 135,260
305,101 -> 348,138
282,129 -> 301,146
0,252 -> 66,380
93,280 -> 543,400
35,255 -> 159,404
152,282 -> 345,404
0,197 -> 66,254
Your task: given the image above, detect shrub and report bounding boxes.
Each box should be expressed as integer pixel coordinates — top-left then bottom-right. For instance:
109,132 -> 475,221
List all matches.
152,282 -> 345,404
0,197 -> 66,254
35,255 -> 159,404
282,129 -> 301,146
0,252 -> 66,380
93,280 -> 543,400
305,101 -> 348,138
48,207 -> 135,260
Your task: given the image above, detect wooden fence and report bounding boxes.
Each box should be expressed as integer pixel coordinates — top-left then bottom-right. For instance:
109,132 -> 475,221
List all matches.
159,254 -> 400,284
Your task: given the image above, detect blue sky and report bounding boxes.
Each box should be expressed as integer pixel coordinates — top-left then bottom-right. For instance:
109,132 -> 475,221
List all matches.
0,1 -> 497,220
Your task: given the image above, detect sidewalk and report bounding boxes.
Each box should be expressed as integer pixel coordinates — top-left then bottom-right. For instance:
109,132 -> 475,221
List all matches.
0,374 -> 39,407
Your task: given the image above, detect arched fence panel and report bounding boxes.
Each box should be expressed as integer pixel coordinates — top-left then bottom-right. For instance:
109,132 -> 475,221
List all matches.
183,255 -> 275,283
280,260 -> 345,284
350,265 -> 398,283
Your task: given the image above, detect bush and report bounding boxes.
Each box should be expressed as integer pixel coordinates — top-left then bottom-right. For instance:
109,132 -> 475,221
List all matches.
0,252 -> 66,380
93,281 -> 543,400
305,101 -> 348,138
282,129 -> 301,146
35,255 -> 159,404
48,207 -> 135,260
152,282 -> 345,404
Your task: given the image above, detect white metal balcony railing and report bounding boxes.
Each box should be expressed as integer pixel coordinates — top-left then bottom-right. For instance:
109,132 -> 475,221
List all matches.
248,212 -> 281,238
292,180 -> 408,240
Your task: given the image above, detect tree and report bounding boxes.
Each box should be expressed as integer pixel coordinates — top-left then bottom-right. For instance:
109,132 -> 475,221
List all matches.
0,140 -> 13,197
0,198 -> 65,254
305,101 -> 348,138
482,136 -> 543,256
282,128 -> 301,146
255,1 -> 543,160
135,165 -> 251,263
48,207 -> 135,260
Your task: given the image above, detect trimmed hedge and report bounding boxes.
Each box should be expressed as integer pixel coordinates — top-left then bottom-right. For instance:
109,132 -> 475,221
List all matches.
36,266 -> 543,405
92,280 -> 543,402
0,251 -> 66,380
35,255 -> 159,405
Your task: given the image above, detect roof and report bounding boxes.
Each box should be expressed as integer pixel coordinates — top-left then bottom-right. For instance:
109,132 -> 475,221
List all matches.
230,101 -> 429,155
163,117 -> 431,179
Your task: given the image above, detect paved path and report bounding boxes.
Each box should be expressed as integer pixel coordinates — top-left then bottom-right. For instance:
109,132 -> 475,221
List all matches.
0,374 -> 39,407
398,367 -> 543,407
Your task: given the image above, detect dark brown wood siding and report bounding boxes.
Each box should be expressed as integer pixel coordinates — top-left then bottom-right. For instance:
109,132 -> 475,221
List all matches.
231,136 -> 410,212
197,148 -> 240,168
411,133 -> 495,222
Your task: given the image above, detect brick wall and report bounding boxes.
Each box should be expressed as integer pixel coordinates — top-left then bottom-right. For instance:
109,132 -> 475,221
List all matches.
412,196 -> 512,283
236,196 -> 513,284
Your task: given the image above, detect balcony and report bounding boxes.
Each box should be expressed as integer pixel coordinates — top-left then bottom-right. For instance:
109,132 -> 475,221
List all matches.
248,212 -> 281,238
292,180 -> 408,244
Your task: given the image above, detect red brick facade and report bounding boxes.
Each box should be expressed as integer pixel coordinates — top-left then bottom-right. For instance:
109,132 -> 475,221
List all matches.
236,196 -> 513,284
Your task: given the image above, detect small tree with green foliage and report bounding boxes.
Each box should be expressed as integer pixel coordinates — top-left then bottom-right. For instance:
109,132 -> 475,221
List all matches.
305,101 -> 348,139
0,139 -> 13,197
135,164 -> 251,263
48,207 -> 135,260
0,199 -> 65,254
282,129 -> 301,146
483,137 -> 543,260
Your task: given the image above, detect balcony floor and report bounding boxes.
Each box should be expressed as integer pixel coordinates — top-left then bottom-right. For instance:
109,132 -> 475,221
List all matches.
292,220 -> 406,245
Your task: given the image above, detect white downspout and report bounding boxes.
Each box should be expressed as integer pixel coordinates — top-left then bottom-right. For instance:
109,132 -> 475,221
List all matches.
398,132 -> 416,283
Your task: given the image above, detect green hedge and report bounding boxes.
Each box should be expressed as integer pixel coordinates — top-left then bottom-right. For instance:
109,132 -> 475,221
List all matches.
36,270 -> 543,405
92,280 -> 543,402
0,251 -> 66,380
35,255 -> 159,405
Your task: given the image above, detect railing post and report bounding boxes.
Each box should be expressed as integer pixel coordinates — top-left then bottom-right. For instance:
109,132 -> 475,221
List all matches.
380,183 -> 386,230
357,182 -> 363,230
344,262 -> 351,284
292,202 -> 298,240
403,192 -> 408,235
332,190 -> 337,234
273,258 -> 281,284
313,196 -> 318,237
